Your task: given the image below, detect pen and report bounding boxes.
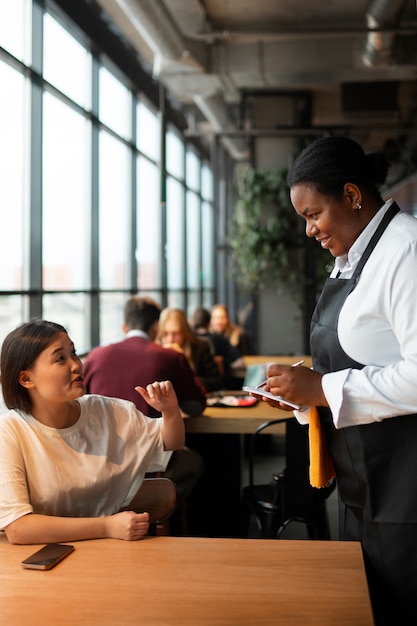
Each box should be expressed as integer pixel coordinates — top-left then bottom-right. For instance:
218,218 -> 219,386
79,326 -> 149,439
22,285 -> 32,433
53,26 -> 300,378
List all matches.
255,359 -> 305,388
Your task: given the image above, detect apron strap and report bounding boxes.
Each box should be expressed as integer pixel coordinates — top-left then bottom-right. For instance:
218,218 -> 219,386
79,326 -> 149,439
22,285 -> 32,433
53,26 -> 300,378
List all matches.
352,202 -> 400,280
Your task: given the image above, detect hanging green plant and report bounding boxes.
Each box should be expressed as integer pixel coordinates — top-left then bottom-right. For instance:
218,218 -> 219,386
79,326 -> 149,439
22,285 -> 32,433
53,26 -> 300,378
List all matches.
229,168 -> 303,293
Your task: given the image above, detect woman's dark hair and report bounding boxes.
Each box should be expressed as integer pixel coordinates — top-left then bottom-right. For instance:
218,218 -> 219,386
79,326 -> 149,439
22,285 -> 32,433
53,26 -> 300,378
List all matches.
1,320 -> 67,413
287,136 -> 389,200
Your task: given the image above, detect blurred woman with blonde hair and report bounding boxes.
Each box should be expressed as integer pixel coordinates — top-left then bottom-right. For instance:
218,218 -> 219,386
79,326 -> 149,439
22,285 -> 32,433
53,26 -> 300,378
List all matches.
156,308 -> 223,392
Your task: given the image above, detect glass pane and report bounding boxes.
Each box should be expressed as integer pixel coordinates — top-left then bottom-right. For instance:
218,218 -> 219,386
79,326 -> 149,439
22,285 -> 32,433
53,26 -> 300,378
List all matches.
0,0 -> 31,63
99,131 -> 131,289
186,149 -> 200,191
42,93 -> 91,290
167,292 -> 185,309
166,128 -> 184,179
202,201 -> 215,288
43,293 -> 90,355
186,292 -> 200,319
99,66 -> 131,140
0,295 -> 28,350
137,156 -> 162,289
186,191 -> 200,289
202,291 -> 215,309
137,99 -> 160,162
166,176 -> 184,290
202,163 -> 213,201
0,61 -> 28,290
43,13 -> 91,108
98,292 -> 127,346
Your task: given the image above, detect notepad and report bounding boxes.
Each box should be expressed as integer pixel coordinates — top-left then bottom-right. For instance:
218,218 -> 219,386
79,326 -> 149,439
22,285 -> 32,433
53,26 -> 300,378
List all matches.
242,386 -> 302,410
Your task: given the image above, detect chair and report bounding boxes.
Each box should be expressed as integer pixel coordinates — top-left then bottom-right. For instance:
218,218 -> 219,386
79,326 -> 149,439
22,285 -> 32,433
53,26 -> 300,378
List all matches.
120,477 -> 177,536
241,418 -> 336,539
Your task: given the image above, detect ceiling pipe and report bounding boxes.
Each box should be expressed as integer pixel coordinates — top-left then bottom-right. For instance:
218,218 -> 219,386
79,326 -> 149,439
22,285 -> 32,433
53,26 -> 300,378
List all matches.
191,24 -> 417,44
362,0 -> 409,67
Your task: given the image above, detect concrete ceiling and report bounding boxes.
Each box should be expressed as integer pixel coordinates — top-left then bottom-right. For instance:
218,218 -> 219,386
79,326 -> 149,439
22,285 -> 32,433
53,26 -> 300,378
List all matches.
96,0 -> 417,176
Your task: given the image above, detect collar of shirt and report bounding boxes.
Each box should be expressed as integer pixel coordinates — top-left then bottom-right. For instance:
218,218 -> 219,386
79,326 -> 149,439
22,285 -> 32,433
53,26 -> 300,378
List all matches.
331,198 -> 394,278
125,329 -> 150,340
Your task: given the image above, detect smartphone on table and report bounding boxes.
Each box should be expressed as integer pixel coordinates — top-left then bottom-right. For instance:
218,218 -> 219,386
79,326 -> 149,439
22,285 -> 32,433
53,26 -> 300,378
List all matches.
21,543 -> 75,570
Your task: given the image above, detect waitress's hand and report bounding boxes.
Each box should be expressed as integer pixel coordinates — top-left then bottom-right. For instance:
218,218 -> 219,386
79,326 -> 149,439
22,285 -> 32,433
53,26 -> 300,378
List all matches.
264,364 -> 327,408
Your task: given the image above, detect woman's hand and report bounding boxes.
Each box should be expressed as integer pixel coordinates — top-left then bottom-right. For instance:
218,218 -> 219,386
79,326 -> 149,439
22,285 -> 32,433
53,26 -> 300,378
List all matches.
105,511 -> 150,541
135,380 -> 179,414
162,342 -> 184,354
264,364 -> 327,408
136,381 -> 185,450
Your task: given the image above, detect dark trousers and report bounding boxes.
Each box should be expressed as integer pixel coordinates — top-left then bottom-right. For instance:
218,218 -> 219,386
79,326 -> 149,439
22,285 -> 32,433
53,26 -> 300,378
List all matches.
341,504 -> 417,626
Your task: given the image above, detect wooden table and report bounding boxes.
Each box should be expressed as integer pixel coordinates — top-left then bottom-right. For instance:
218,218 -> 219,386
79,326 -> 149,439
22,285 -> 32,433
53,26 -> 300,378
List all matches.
185,355 -> 312,436
185,397 -> 289,435
230,354 -> 313,387
0,534 -> 373,625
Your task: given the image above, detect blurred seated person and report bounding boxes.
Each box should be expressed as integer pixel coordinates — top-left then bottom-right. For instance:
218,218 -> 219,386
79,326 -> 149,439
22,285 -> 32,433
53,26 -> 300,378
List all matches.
156,308 -> 223,393
83,297 -> 206,417
82,296 -> 206,533
190,306 -> 245,387
210,303 -> 251,356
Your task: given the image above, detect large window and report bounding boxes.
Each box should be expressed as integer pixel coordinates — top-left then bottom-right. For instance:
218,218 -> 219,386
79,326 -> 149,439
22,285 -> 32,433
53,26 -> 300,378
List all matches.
0,0 -> 31,64
0,58 -> 29,340
42,93 -> 91,292
0,1 -> 215,352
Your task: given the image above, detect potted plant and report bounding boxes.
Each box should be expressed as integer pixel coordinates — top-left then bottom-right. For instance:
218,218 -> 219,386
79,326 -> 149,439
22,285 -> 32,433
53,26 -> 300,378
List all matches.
229,167 -> 331,297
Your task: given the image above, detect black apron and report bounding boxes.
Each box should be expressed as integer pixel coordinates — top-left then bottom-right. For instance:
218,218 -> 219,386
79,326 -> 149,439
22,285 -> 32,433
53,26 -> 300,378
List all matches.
310,202 -> 417,624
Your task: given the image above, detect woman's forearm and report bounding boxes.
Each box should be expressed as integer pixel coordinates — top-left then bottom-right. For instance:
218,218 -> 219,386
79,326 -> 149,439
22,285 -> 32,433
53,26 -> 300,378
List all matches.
4,512 -> 109,545
161,407 -> 185,450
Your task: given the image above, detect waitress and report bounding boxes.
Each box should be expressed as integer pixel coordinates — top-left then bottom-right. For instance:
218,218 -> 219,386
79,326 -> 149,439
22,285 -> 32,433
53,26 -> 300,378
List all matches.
263,136 -> 417,626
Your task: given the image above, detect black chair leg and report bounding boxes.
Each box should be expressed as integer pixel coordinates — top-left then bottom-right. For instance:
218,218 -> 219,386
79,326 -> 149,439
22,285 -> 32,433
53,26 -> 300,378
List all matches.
240,500 -> 252,538
306,506 -> 331,540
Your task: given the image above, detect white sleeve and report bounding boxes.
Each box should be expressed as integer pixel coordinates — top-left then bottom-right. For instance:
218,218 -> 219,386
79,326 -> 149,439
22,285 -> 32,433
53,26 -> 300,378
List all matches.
322,240 -> 417,428
293,407 -> 311,425
0,416 -> 33,529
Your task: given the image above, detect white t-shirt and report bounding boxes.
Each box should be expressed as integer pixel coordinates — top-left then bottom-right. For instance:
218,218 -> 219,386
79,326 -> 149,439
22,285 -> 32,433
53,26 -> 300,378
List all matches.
0,394 -> 172,529
302,200 -> 417,429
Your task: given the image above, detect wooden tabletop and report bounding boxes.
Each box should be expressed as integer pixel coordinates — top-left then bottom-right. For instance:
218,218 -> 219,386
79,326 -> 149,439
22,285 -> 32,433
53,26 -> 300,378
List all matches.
244,355 -> 312,367
230,354 -> 313,381
185,356 -> 312,435
185,399 -> 291,435
0,534 -> 373,625
185,355 -> 311,435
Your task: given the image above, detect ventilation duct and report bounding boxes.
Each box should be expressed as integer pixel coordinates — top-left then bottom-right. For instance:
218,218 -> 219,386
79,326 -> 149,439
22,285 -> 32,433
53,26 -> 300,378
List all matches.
362,0 -> 409,67
107,0 -> 247,160
193,93 -> 249,161
114,0 -> 185,59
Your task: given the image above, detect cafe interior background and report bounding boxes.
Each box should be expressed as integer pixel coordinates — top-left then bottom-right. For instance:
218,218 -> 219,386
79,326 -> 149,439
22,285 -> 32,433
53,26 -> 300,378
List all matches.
1,0 -> 416,358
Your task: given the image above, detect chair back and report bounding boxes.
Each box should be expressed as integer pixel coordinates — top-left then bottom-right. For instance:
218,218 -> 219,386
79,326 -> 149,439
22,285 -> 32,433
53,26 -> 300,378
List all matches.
243,417 -> 336,539
120,477 -> 177,528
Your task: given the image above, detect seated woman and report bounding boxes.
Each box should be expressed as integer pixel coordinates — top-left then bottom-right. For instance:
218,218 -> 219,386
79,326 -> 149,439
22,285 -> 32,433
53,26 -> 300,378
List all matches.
210,303 -> 251,356
0,319 -> 185,545
156,308 -> 223,393
190,306 -> 245,387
